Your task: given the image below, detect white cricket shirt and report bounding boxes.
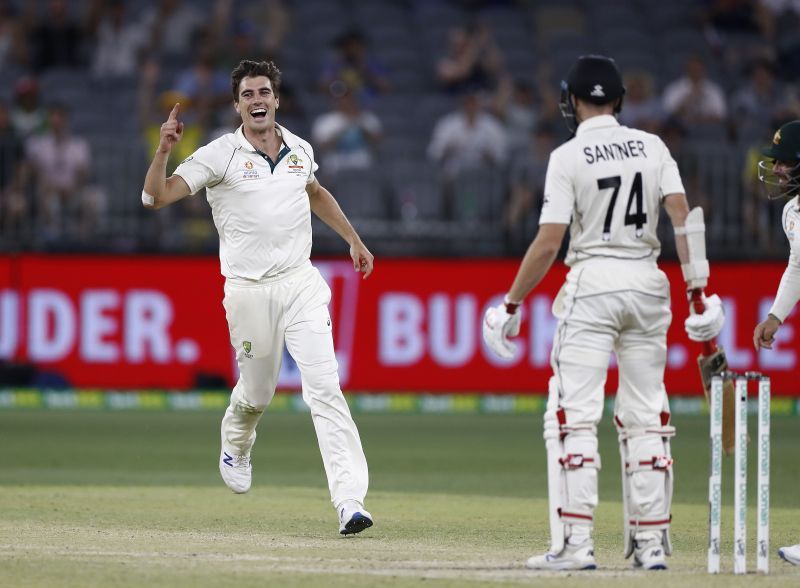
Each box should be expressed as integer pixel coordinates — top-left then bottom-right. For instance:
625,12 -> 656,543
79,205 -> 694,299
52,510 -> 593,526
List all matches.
540,115 -> 685,266
174,124 -> 318,280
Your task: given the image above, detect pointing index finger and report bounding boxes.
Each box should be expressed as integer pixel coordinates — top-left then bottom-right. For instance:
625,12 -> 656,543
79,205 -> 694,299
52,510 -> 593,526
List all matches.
168,103 -> 180,121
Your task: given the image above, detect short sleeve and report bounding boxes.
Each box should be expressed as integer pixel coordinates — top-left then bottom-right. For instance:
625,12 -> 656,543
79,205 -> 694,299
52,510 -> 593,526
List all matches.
173,143 -> 221,195
538,152 -> 574,224
659,140 -> 685,197
303,141 -> 319,185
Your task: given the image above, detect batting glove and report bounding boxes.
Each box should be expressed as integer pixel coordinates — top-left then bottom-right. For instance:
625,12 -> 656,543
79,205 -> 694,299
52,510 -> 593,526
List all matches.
483,297 -> 521,360
685,293 -> 725,342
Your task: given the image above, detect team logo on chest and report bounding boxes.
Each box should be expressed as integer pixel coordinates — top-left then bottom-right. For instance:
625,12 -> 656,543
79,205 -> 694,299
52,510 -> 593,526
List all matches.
287,153 -> 305,174
243,159 -> 259,179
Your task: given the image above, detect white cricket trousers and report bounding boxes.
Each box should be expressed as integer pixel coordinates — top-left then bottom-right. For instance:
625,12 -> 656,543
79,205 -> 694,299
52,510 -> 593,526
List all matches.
549,258 -> 672,427
220,261 -> 368,509
546,258 -> 673,540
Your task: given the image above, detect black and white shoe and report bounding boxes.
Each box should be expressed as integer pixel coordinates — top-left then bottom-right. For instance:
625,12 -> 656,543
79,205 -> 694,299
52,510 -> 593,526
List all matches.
338,500 -> 373,535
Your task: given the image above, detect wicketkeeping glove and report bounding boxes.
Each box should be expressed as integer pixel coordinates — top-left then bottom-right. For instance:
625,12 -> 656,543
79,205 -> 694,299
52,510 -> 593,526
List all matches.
684,293 -> 725,342
482,299 -> 521,360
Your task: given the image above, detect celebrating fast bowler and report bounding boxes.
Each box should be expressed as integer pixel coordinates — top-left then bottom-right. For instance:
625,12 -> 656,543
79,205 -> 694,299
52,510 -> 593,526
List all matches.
141,60 -> 374,536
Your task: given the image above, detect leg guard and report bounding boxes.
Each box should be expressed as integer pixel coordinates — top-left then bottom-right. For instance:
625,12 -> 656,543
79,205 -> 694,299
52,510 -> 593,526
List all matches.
617,417 -> 675,558
545,402 -> 602,552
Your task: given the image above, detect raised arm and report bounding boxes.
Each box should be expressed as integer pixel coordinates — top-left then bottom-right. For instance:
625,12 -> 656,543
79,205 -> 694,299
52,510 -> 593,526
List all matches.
142,102 -> 191,210
306,178 -> 374,278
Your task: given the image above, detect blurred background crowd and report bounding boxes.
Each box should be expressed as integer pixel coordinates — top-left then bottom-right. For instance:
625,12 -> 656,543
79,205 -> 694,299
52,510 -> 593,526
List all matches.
0,0 -> 798,258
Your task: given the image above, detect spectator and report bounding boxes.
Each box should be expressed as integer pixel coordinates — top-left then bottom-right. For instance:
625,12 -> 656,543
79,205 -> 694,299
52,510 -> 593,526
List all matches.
239,0 -> 291,58
730,58 -> 798,143
216,19 -> 264,71
28,0 -> 86,71
210,0 -> 290,69
22,104 -> 106,243
619,71 -> 663,134
311,85 -> 382,180
88,0 -> 148,78
138,59 -> 206,176
435,22 -> 506,95
706,0 -> 762,34
660,118 -> 713,241
427,87 -> 508,220
10,77 -> 47,138
662,55 -> 727,128
0,102 -> 27,239
141,0 -> 205,58
493,78 -> 539,151
504,122 -> 557,249
318,29 -> 390,104
0,0 -> 28,69
175,48 -> 230,127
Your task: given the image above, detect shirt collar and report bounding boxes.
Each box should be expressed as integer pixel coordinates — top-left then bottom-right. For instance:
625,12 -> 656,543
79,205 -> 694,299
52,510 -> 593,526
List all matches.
235,123 -> 295,152
576,114 -> 620,136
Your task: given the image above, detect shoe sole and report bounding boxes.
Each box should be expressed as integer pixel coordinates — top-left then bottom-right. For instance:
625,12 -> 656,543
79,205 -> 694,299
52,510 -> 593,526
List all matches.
779,549 -> 800,565
633,561 -> 667,571
340,513 -> 373,536
527,564 -> 597,571
527,560 -> 597,571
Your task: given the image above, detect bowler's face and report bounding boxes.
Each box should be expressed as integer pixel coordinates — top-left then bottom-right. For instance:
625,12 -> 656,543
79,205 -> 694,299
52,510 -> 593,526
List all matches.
235,76 -> 279,130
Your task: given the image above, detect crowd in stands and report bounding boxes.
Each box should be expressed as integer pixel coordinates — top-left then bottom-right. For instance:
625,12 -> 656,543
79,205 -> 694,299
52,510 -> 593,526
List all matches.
0,0 -> 798,258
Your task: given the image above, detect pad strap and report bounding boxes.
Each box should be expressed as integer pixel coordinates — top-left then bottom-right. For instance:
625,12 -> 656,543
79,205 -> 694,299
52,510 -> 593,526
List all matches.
628,514 -> 672,531
626,455 -> 673,473
560,508 -> 594,525
560,453 -> 602,470
617,425 -> 676,441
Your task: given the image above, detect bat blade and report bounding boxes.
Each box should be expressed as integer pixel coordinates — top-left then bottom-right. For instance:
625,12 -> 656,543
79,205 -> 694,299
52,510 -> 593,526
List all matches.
697,347 -> 736,455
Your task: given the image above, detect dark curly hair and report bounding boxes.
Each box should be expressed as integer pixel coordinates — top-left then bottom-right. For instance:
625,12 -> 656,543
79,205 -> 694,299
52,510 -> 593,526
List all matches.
231,60 -> 282,102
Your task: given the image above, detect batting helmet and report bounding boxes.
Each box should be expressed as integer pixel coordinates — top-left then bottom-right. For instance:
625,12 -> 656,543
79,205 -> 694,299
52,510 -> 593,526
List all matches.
758,120 -> 800,199
560,55 -> 626,133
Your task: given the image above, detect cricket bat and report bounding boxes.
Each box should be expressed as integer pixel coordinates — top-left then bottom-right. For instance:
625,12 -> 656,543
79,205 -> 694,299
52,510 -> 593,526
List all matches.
690,289 -> 736,455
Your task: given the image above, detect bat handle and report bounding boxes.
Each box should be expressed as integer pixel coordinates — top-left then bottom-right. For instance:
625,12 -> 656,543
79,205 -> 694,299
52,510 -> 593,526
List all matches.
689,287 -> 706,314
689,288 -> 718,354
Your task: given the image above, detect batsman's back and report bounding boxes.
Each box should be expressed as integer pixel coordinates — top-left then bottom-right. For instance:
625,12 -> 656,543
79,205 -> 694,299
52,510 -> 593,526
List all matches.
542,118 -> 685,267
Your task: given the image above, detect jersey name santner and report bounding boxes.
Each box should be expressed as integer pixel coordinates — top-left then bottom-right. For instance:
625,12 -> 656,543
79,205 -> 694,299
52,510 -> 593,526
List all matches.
540,115 -> 685,266
583,140 -> 647,164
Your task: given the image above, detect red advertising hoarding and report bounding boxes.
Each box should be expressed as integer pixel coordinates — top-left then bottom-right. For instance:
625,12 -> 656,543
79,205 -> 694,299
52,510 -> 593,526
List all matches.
0,255 -> 795,394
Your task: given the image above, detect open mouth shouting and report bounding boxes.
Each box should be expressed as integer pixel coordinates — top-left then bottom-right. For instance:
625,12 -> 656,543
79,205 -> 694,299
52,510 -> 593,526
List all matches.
250,108 -> 268,120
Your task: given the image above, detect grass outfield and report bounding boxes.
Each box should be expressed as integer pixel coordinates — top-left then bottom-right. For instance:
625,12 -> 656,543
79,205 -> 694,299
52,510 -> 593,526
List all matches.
1,409 -> 799,587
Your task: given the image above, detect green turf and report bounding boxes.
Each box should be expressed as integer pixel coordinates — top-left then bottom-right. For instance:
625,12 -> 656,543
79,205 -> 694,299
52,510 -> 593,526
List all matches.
1,410 -> 799,586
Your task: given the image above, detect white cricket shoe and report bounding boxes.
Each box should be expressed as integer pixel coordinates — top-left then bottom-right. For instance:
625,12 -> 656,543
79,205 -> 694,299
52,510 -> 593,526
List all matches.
526,540 -> 597,571
219,449 -> 251,494
338,500 -> 373,535
778,544 -> 800,565
633,538 -> 667,570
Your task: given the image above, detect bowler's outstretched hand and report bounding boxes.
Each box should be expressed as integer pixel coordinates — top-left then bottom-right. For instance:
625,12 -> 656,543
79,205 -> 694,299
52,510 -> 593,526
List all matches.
158,103 -> 184,153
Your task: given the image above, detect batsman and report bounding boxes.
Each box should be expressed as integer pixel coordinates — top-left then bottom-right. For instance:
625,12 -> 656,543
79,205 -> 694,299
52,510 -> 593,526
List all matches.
482,55 -> 725,570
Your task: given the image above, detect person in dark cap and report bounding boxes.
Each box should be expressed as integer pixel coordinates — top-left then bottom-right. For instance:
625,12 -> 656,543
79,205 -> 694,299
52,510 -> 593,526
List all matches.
753,121 -> 800,567
483,54 -> 724,571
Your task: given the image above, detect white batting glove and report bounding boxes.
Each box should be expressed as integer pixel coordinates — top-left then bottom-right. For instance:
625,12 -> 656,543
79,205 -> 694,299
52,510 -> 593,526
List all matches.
482,298 -> 521,360
685,293 -> 725,342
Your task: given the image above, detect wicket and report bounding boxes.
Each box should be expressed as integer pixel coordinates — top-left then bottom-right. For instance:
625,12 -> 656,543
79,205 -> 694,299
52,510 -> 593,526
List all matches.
707,371 -> 770,574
